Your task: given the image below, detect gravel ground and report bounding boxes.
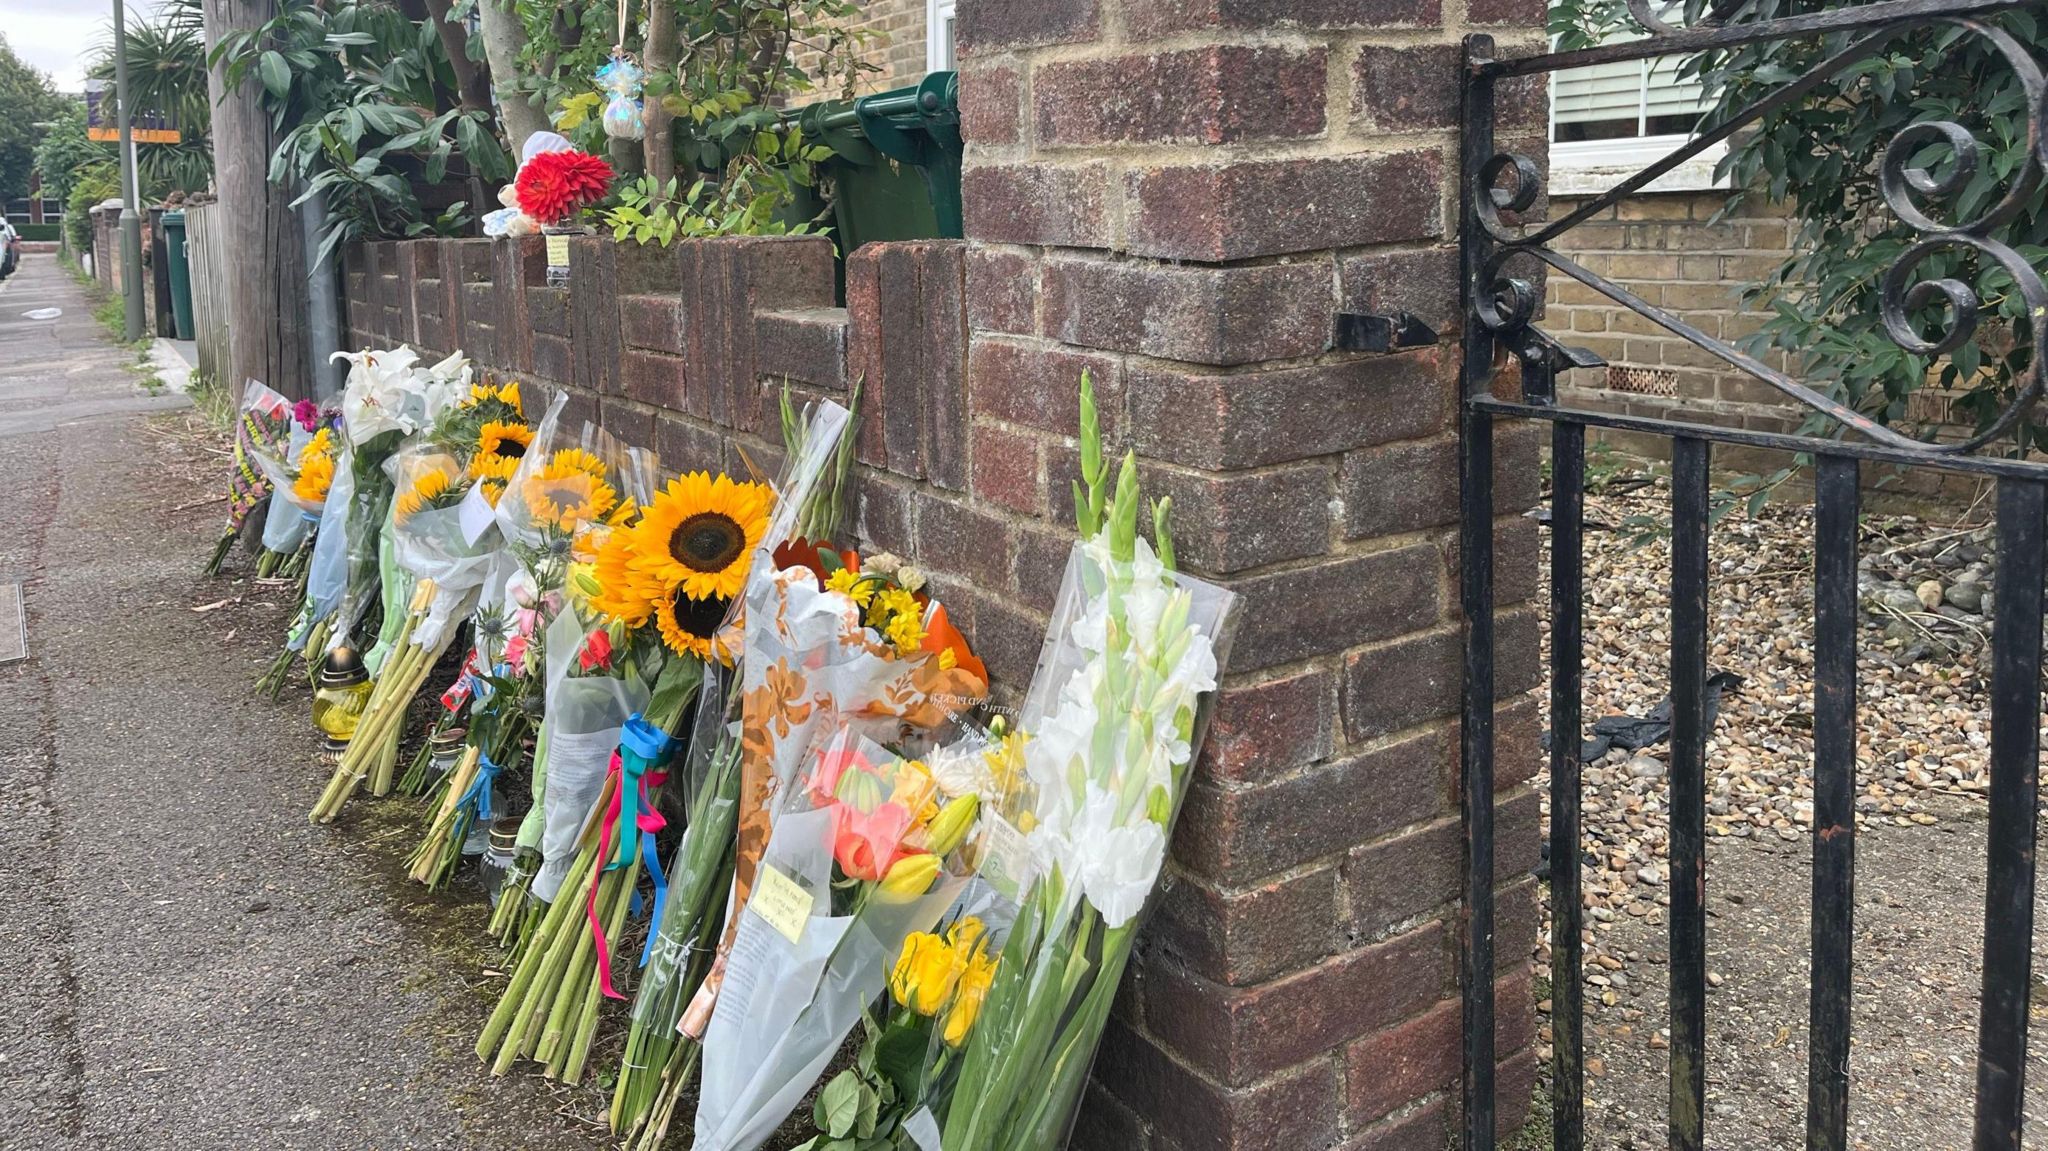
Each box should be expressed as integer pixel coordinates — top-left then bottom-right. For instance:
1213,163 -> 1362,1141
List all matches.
0,255 -> 607,1150
1532,460 -> 2048,1149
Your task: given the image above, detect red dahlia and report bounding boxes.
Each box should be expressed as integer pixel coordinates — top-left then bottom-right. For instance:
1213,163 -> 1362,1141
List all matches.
515,150 -> 616,224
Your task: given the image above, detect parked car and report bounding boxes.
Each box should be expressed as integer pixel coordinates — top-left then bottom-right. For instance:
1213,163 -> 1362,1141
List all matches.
0,220 -> 18,279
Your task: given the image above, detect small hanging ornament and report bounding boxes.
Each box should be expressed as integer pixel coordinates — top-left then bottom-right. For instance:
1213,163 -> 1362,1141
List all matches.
596,56 -> 645,142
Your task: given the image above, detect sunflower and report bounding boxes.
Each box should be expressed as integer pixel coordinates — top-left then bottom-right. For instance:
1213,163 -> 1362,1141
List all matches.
464,380 -> 524,417
479,477 -> 508,507
654,580 -> 738,664
477,420 -> 533,462
589,519 -> 666,626
396,468 -> 460,526
628,472 -> 772,603
469,450 -> 520,484
523,450 -> 618,531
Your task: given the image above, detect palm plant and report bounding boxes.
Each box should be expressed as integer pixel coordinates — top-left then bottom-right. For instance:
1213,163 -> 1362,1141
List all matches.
87,0 -> 212,195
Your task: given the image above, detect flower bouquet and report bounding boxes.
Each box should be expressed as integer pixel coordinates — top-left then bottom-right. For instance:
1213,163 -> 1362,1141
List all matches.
203,380 -> 292,577
937,377 -> 1238,1151
309,382 -> 526,821
263,347 -> 470,698
689,729 -> 980,1151
242,397 -> 336,581
473,461 -> 774,1084
408,392 -> 628,888
790,884 -> 1013,1151
609,396 -> 859,1146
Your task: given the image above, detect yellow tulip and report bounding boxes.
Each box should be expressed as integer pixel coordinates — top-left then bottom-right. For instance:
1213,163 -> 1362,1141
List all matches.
889,931 -> 962,1016
942,950 -> 998,1047
925,793 -> 980,856
946,915 -> 986,954
877,852 -> 941,903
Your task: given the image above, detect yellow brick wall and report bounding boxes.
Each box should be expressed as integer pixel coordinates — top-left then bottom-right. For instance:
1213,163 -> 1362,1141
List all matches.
1548,190 -> 1798,434
797,0 -> 933,97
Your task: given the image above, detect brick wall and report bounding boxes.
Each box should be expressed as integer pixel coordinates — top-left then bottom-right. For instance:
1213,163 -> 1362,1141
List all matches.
1548,191 -> 1797,444
796,0 -> 930,94
342,0 -> 1547,1142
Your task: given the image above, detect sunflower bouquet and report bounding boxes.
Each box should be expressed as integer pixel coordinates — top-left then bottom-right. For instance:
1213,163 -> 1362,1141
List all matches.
309,382 -> 530,821
689,729 -> 977,1151
474,464 -> 771,1085
608,398 -> 857,1148
204,380 -> 294,577
407,394 -> 630,889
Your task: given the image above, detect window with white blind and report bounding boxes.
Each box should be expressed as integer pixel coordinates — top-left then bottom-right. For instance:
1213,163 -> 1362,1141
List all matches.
927,0 -> 956,72
1549,27 -> 1726,193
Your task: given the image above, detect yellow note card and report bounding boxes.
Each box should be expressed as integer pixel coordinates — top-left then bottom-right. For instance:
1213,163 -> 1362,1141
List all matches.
749,865 -> 813,944
545,234 -> 571,268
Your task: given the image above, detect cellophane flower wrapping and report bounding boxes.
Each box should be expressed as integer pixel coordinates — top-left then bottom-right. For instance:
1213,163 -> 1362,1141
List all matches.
385,441 -> 500,651
608,399 -> 853,1140
692,730 -> 968,1151
222,379 -> 291,540
937,535 -> 1237,1151
720,554 -> 989,972
320,346 -> 473,655
491,396 -> 660,889
240,384 -> 325,554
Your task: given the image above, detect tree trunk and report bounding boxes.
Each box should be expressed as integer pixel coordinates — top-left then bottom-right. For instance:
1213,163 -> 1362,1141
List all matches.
641,3 -> 675,198
203,0 -> 312,400
477,0 -> 549,156
423,0 -> 492,116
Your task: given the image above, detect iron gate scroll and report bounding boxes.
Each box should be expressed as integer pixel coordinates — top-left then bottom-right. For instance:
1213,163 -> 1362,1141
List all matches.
1457,2 -> 2048,1150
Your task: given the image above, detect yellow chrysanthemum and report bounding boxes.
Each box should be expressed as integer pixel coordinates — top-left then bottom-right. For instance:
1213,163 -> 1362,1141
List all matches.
396,468 -> 457,526
824,567 -> 875,607
522,450 -> 618,531
867,586 -> 921,630
477,420 -> 533,462
885,609 -> 927,656
627,472 -> 772,603
292,440 -> 335,505
653,580 -> 737,664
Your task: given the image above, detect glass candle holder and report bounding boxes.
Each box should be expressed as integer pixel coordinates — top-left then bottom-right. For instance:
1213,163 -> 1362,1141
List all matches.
310,646 -> 372,740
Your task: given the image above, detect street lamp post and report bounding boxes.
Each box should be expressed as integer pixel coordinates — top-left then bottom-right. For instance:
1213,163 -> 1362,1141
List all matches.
113,0 -> 145,342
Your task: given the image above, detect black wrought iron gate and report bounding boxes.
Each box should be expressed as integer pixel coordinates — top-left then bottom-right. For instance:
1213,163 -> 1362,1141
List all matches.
1456,2 -> 2048,1149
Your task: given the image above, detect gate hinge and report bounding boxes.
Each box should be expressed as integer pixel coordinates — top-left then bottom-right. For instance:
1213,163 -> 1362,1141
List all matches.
1334,310 -> 1440,353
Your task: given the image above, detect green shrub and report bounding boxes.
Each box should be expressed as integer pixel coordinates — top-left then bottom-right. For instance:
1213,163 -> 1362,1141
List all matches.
15,222 -> 58,241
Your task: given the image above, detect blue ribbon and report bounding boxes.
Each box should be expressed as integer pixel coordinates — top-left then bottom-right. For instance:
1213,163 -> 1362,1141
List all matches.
637,835 -> 667,968
610,713 -> 677,873
615,713 -> 677,970
457,751 -> 501,823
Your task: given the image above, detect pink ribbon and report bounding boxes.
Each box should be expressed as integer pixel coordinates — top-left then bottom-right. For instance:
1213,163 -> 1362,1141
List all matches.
587,751 -> 669,1000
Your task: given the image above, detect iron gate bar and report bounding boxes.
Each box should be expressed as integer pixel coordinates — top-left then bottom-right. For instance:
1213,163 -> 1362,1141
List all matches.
1479,0 -> 2040,77
1469,399 -> 2048,483
1459,30 -> 1502,1151
1668,439 -> 1711,1151
1975,478 -> 2045,1149
1808,455 -> 1860,1151
1458,3 -> 2048,1147
1548,422 -> 1587,1151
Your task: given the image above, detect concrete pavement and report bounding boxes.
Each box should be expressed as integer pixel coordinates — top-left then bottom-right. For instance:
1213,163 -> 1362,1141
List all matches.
0,253 -> 607,1150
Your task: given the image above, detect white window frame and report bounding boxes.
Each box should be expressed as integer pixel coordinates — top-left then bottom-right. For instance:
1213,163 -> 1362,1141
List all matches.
926,0 -> 957,72
1548,38 -> 1728,195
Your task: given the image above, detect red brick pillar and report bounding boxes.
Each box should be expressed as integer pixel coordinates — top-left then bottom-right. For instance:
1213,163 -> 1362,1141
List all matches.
954,2 -> 1547,1147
